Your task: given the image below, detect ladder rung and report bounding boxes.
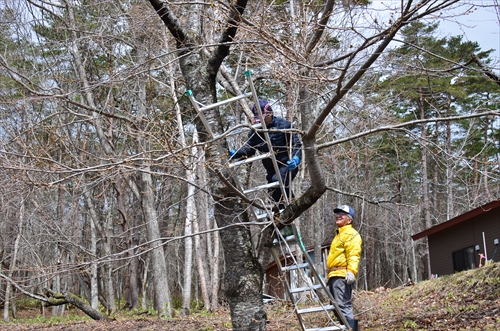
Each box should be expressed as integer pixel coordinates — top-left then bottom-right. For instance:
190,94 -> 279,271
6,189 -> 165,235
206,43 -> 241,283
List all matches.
252,123 -> 262,129
256,213 -> 270,219
243,181 -> 280,194
290,283 -> 324,293
198,92 -> 252,112
305,326 -> 347,331
229,152 -> 273,168
213,122 -> 263,140
297,305 -> 336,314
282,262 -> 309,272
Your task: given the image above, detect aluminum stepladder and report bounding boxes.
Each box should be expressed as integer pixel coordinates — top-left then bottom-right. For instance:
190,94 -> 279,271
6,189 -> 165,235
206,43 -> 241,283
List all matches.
185,70 -> 290,221
270,224 -> 351,331
186,71 -> 349,330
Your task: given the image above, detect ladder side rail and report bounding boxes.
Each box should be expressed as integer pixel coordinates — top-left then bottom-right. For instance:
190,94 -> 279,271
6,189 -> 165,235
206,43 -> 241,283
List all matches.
186,90 -> 262,222
228,152 -> 273,168
293,225 -> 352,330
246,71 -> 290,207
197,92 -> 253,112
215,122 -> 263,141
271,245 -> 308,331
288,232 -> 341,329
185,91 -> 216,139
273,238 -> 344,331
293,226 -> 343,328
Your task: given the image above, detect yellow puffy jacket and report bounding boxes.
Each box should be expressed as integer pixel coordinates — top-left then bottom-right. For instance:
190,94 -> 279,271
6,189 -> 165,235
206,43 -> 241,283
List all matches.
326,224 -> 362,279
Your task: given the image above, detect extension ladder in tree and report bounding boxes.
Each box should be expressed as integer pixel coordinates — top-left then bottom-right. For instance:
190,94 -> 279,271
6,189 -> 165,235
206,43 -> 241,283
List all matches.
185,71 -> 350,330
185,70 -> 289,220
270,224 -> 351,331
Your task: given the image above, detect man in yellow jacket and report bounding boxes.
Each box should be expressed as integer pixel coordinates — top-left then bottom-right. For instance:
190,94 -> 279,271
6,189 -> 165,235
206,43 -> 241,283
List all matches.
327,205 -> 362,331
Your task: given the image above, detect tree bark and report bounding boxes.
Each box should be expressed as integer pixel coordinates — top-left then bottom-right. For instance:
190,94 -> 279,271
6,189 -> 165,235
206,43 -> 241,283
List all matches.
189,130 -> 212,311
419,87 -> 432,278
3,199 -> 24,322
0,272 -> 109,321
145,0 -> 461,328
45,291 -> 110,321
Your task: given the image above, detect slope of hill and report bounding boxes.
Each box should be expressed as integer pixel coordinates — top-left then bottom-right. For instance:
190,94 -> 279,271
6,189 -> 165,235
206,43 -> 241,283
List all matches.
356,261 -> 500,330
1,262 -> 499,330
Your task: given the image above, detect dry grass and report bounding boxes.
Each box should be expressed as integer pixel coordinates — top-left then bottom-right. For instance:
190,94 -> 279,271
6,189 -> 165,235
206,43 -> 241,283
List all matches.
1,262 -> 499,330
356,262 -> 500,330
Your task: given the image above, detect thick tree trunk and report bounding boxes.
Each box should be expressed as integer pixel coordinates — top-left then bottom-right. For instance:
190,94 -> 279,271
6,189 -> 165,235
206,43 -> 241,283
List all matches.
217,198 -> 267,331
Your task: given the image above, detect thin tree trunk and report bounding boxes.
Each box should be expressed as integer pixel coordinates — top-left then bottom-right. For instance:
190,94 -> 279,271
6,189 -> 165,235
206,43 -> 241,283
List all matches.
205,170 -> 221,310
446,95 -> 453,219
483,120 -> 492,200
125,209 -> 140,310
193,199 -> 211,311
141,256 -> 149,310
83,191 -> 103,310
140,169 -> 172,317
53,183 -> 63,317
191,137 -> 211,310
168,67 -> 196,316
181,163 -> 195,316
90,202 -> 99,310
196,148 -> 219,311
67,0 -> 117,310
3,199 -> 24,322
103,194 -> 116,314
419,88 -> 432,278
115,178 -> 139,310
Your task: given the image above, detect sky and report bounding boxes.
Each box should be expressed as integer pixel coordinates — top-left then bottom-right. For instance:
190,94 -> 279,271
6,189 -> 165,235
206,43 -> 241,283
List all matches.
371,0 -> 500,68
436,1 -> 500,63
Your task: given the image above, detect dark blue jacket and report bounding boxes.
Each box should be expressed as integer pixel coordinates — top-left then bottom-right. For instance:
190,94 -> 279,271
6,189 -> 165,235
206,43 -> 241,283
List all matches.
232,116 -> 302,173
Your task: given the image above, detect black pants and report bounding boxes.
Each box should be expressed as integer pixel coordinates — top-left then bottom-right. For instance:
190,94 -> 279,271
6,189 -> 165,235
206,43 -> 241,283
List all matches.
267,165 -> 299,207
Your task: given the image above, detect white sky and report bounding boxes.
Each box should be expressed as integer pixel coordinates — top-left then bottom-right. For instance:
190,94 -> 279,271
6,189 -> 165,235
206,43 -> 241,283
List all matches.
371,0 -> 500,68
436,1 -> 500,63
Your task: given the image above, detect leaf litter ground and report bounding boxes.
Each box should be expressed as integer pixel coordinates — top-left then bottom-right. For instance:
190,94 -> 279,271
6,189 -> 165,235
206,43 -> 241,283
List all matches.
2,262 -> 499,330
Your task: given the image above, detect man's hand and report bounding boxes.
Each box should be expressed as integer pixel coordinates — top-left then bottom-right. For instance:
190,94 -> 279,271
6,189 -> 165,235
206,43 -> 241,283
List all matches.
345,271 -> 355,284
286,156 -> 300,171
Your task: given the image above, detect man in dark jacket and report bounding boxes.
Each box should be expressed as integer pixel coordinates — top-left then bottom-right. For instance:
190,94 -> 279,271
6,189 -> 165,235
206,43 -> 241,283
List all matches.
230,100 -> 302,209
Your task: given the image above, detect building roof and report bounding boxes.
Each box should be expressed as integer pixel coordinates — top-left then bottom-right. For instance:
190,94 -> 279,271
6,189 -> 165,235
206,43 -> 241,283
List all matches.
411,200 -> 500,241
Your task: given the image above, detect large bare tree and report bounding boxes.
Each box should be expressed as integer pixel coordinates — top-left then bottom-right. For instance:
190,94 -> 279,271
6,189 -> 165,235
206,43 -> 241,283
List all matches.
145,0 -> 481,329
1,0 -> 499,329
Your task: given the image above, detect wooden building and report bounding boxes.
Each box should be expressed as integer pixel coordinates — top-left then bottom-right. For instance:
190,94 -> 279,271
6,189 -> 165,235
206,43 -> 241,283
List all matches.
412,200 -> 500,276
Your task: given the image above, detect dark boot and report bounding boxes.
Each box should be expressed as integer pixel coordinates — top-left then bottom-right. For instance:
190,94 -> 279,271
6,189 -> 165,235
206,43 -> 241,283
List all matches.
345,318 -> 358,331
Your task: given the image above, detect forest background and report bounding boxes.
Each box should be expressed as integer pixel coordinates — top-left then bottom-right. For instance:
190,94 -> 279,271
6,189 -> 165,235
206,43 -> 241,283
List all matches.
0,0 -> 499,329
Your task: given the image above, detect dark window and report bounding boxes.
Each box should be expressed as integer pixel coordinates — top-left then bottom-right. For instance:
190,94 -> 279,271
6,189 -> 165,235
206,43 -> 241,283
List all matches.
452,246 -> 476,272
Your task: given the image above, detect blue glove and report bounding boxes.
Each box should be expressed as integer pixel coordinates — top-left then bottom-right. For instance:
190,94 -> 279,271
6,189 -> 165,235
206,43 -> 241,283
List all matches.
286,156 -> 300,171
229,149 -> 236,158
